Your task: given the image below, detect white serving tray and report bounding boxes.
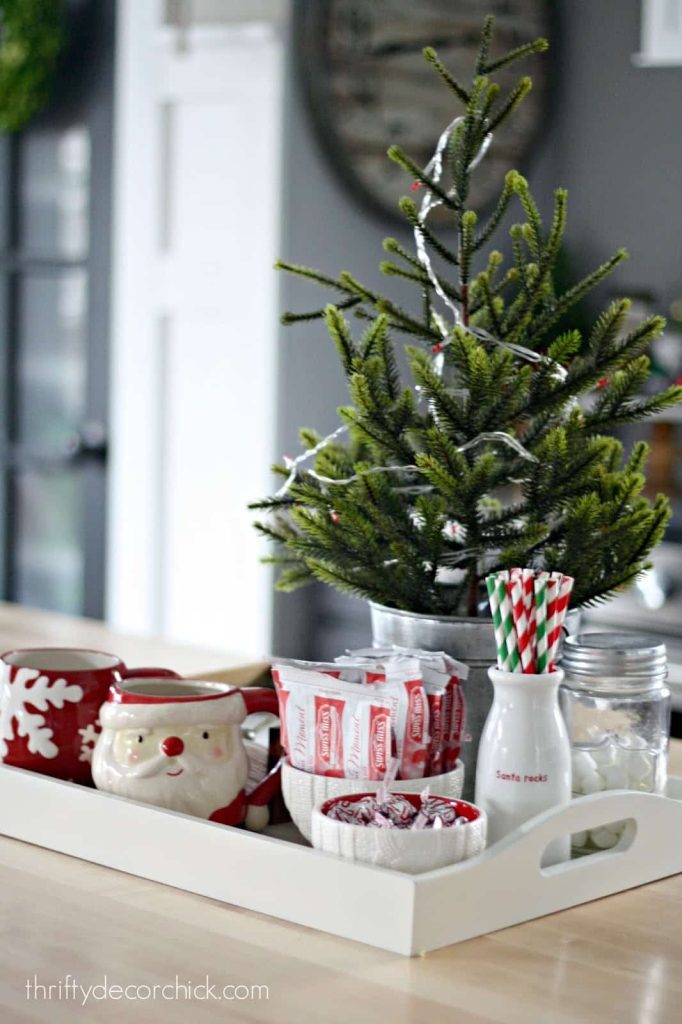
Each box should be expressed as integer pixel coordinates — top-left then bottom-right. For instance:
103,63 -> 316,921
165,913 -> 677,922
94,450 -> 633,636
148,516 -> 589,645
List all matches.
0,764 -> 680,956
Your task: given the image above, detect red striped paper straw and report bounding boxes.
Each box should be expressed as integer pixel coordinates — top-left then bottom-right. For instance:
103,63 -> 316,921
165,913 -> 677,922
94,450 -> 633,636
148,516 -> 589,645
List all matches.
547,574 -> 574,669
521,568 -> 536,669
545,575 -> 560,671
520,568 -> 534,613
506,576 -> 534,674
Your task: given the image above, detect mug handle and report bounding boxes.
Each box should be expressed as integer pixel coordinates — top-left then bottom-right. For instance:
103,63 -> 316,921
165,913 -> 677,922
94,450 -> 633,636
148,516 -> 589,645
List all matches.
240,686 -> 279,718
240,687 -> 281,807
248,759 -> 282,808
121,667 -> 182,679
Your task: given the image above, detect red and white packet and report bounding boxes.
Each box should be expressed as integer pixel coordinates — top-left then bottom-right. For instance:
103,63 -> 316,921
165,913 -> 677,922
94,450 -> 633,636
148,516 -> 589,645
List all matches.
344,647 -> 468,775
332,656 -> 430,780
271,665 -> 392,780
423,683 -> 446,776
275,656 -> 429,780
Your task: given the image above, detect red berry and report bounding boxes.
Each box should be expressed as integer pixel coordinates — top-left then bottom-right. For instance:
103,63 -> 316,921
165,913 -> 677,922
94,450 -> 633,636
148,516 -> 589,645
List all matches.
596,377 -> 609,390
411,180 -> 422,192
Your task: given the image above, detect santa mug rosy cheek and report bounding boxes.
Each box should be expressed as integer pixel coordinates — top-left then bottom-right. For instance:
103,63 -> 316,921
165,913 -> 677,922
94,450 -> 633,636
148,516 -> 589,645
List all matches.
91,679 -> 281,830
0,648 -> 180,785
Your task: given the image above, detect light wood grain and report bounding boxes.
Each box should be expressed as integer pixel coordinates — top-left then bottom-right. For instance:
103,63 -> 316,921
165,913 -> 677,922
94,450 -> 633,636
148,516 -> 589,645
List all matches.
0,601 -> 265,679
0,605 -> 680,1023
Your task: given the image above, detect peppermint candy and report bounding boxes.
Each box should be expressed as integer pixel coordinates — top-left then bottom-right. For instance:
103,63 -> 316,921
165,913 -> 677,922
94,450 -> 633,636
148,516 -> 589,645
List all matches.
323,790 -> 469,830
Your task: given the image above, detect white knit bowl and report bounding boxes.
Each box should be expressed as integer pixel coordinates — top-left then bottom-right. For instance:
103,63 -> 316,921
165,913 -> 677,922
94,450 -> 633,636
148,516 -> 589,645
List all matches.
282,758 -> 465,843
311,792 -> 486,874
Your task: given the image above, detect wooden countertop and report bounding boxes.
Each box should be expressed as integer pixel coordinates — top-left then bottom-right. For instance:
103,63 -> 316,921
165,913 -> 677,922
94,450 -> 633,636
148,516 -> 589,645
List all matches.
0,604 -> 680,1023
0,600 -> 269,685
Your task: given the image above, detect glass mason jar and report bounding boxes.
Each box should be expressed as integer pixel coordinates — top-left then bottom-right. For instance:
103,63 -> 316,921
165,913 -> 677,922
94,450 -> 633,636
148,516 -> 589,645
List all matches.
559,633 -> 670,854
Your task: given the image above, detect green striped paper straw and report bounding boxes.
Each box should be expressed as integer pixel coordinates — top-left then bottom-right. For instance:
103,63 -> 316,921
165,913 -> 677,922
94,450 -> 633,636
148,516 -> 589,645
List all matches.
486,573 -> 520,672
486,576 -> 506,669
534,572 -> 549,673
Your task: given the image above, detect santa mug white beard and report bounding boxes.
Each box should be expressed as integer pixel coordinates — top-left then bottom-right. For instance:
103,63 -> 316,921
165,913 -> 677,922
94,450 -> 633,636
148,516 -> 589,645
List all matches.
92,679 -> 280,830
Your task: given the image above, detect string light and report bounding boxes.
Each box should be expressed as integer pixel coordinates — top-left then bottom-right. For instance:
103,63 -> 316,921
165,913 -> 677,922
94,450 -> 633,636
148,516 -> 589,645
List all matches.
275,430 -> 537,499
271,112 -> 574,502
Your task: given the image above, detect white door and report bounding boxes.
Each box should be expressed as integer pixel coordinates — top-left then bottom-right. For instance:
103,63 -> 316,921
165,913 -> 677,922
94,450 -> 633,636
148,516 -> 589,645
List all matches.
108,0 -> 285,656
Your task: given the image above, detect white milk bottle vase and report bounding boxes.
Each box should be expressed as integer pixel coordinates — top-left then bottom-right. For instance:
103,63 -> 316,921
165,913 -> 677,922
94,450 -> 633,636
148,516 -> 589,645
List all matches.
475,668 -> 571,865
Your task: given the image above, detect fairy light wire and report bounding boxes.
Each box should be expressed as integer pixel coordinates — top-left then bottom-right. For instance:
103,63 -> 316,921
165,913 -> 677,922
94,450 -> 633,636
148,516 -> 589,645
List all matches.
273,108 -> 571,501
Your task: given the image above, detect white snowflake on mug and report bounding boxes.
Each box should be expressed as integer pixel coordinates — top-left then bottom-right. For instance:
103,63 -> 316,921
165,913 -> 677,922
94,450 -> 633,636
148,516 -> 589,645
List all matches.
0,665 -> 84,760
78,722 -> 100,763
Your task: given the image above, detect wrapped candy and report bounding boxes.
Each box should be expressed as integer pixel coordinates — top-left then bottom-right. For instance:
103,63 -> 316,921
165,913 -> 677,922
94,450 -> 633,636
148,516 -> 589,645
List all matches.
323,788 -> 470,830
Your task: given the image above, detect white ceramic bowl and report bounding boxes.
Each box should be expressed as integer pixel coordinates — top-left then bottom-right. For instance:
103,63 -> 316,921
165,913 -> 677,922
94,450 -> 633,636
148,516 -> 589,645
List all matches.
311,792 -> 486,874
282,758 -> 465,842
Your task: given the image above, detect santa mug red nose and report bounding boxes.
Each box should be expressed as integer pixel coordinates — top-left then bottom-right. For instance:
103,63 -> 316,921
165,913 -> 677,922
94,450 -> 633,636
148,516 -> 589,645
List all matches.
160,735 -> 184,757
92,679 -> 280,830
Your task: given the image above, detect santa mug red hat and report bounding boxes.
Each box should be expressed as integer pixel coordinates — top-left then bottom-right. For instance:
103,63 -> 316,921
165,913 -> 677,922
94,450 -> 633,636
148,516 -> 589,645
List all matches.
92,678 -> 280,829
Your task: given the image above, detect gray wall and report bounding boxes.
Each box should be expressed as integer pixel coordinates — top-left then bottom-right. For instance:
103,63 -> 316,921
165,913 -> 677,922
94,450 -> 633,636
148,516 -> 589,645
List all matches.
272,0 -> 682,660
540,0 -> 682,304
272,10 -> 413,657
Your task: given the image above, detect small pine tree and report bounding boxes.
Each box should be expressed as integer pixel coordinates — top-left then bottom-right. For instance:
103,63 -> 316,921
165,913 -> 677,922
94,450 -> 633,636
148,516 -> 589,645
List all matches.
251,16 -> 682,618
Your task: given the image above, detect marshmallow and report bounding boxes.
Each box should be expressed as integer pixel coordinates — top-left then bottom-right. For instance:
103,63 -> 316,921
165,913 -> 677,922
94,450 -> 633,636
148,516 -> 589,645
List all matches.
579,770 -> 606,795
571,750 -> 598,779
571,830 -> 588,848
626,750 -> 655,784
589,827 -> 620,850
591,743 -> 616,768
600,764 -> 629,790
572,735 -> 658,794
619,733 -> 648,751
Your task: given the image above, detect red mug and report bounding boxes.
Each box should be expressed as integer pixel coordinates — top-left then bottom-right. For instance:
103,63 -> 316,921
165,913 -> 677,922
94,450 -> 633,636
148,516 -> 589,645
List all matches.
0,648 -> 180,784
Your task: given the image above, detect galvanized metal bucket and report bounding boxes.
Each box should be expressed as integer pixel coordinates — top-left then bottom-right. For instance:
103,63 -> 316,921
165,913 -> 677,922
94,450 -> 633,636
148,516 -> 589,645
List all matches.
369,602 -> 497,800
369,601 -> 580,800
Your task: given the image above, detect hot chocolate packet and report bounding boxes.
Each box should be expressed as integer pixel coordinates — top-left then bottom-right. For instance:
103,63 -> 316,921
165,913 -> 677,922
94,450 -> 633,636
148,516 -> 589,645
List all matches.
271,665 -> 392,779
343,647 -> 468,774
331,655 -> 429,780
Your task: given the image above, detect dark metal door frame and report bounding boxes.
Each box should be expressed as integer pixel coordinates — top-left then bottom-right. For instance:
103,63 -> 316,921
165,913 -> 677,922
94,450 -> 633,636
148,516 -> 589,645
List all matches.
0,0 -> 115,618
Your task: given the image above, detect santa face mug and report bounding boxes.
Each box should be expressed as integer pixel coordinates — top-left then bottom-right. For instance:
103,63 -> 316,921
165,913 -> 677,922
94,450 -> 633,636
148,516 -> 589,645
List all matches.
92,679 -> 281,830
0,648 -> 179,784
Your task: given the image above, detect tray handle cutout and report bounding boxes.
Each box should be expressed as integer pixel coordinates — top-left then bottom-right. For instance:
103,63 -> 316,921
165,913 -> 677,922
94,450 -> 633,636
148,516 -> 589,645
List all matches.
539,818 -> 636,870
469,788 -> 680,883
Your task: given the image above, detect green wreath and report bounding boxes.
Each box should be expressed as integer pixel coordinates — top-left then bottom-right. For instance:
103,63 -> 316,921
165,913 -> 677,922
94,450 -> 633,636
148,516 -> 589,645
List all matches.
0,0 -> 63,132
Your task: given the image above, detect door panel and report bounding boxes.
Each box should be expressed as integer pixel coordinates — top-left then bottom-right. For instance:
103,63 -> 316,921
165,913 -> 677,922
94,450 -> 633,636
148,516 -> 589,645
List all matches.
18,126 -> 91,259
16,270 -> 89,450
109,2 -> 283,652
14,466 -> 85,614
